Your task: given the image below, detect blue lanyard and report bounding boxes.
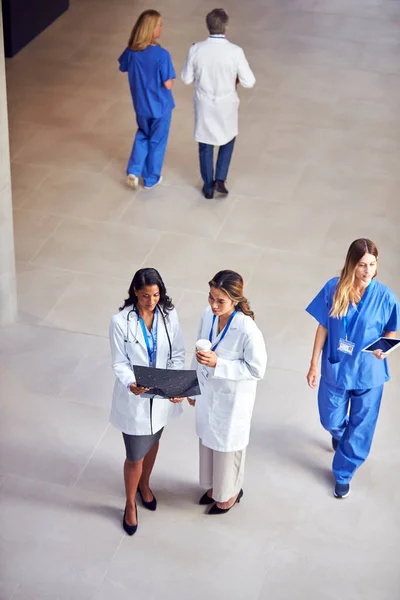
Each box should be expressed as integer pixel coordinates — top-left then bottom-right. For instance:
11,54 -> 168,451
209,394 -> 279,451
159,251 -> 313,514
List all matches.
209,311 -> 236,351
139,309 -> 158,366
343,283 -> 371,339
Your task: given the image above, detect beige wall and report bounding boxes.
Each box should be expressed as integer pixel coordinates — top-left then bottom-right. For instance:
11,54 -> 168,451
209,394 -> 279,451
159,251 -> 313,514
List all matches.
0,7 -> 17,326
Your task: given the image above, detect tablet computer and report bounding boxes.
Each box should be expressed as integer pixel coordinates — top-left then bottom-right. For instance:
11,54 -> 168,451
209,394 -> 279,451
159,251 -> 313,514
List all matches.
362,337 -> 400,355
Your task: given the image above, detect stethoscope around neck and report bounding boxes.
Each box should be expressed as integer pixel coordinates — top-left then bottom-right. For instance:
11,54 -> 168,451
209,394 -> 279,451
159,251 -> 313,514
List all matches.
125,304 -> 172,361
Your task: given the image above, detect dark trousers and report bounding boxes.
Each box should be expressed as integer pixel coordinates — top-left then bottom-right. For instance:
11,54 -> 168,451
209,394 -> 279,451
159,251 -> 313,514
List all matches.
198,137 -> 236,194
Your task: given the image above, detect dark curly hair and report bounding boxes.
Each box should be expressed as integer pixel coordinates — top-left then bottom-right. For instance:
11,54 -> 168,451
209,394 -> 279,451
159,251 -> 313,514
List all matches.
119,268 -> 174,314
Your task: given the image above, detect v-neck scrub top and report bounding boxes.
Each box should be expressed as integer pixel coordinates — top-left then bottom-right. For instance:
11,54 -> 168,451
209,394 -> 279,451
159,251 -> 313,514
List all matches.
306,277 -> 400,390
119,45 -> 176,118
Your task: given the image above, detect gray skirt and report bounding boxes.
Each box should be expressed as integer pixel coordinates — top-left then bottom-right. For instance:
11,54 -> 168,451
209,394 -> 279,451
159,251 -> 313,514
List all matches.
122,428 -> 164,462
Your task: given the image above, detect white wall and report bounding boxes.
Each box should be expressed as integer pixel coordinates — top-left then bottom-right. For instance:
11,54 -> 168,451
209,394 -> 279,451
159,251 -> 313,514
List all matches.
0,6 -> 17,326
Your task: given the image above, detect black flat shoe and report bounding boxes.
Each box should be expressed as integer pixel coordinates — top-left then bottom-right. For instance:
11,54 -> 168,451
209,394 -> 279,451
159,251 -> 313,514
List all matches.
202,185 -> 214,199
208,489 -> 243,515
123,504 -> 138,536
137,487 -> 157,511
214,180 -> 229,194
199,490 -> 215,505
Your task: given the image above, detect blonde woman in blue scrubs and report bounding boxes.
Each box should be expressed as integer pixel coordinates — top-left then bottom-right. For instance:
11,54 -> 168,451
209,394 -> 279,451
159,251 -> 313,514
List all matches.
306,239 -> 400,499
119,10 -> 175,189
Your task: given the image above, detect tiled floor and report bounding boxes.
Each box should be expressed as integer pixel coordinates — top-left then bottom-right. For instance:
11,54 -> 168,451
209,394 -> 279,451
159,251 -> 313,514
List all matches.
2,0 -> 400,598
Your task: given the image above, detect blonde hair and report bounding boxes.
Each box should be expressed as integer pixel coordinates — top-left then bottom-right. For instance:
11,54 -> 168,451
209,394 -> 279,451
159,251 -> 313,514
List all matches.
331,238 -> 378,318
209,270 -> 255,320
128,10 -> 161,52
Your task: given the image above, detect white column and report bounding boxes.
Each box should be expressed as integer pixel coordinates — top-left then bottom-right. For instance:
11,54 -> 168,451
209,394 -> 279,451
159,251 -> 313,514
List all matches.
0,7 -> 17,326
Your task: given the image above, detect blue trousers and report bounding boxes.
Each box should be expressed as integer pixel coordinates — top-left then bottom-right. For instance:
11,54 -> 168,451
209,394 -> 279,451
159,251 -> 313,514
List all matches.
318,379 -> 384,484
198,137 -> 236,195
127,112 -> 172,187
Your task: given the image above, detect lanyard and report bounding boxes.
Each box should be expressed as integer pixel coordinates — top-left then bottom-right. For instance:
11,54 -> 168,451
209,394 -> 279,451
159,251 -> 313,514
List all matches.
343,283 -> 371,339
139,309 -> 158,366
209,311 -> 236,351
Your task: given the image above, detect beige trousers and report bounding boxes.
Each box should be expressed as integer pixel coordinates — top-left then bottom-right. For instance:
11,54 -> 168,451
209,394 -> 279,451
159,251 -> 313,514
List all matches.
199,440 -> 246,502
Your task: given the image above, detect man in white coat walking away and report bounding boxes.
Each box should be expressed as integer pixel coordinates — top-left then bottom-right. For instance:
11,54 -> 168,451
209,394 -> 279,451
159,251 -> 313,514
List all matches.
181,8 -> 256,199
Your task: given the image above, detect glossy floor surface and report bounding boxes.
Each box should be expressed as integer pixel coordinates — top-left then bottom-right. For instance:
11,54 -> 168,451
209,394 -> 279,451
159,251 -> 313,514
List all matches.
2,0 -> 400,598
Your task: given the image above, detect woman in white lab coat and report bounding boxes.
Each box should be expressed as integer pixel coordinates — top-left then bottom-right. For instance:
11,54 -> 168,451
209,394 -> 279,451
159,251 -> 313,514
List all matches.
189,270 -> 267,514
181,8 -> 256,199
109,268 -> 185,535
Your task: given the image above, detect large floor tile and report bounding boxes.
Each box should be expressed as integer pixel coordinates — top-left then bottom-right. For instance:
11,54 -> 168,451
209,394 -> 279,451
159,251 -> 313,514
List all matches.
0,323 -> 97,397
6,59 -> 97,95
119,184 -> 235,239
58,335 -> 114,408
218,197 -> 332,255
291,164 -> 395,216
14,126 -> 132,173
0,477 -> 123,591
10,163 -> 49,210
16,262 -> 76,324
12,210 -> 63,263
22,169 -> 133,222
145,233 -> 264,293
31,219 -> 161,278
42,273 -> 127,337
7,121 -> 43,159
0,580 -> 19,600
0,393 -> 108,485
73,425 -> 126,497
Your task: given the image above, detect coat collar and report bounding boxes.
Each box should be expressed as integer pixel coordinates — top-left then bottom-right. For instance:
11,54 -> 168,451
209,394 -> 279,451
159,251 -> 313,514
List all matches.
207,306 -> 241,330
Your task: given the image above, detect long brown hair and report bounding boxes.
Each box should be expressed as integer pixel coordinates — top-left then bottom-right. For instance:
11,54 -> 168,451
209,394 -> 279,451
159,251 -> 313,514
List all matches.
331,238 -> 378,318
128,10 -> 161,52
209,270 -> 255,320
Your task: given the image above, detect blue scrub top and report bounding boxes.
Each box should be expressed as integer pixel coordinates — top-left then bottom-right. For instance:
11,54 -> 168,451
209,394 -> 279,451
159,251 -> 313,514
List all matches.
119,45 -> 175,118
306,277 -> 400,390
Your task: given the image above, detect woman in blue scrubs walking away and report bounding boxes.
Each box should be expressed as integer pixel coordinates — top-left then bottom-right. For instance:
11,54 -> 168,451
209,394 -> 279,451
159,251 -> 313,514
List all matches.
119,10 -> 175,190
306,239 -> 400,499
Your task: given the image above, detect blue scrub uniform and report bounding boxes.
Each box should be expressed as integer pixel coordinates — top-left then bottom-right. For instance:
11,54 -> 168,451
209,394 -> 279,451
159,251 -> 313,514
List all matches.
306,277 -> 400,483
119,46 -> 176,188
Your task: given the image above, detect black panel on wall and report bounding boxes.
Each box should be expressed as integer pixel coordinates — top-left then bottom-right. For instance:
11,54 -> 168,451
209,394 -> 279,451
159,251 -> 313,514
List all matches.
2,0 -> 69,57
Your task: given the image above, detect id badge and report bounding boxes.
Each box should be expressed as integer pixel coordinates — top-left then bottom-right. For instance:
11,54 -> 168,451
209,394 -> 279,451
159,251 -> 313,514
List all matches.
166,359 -> 174,368
338,338 -> 355,355
200,366 -> 210,381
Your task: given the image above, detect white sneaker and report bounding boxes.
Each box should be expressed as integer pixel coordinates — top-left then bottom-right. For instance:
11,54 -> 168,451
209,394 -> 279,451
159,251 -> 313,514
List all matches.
143,176 -> 163,190
126,174 -> 139,189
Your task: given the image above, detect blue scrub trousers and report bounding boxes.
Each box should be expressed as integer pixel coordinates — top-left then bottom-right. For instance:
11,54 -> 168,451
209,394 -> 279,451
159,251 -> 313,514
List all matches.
318,378 -> 384,484
198,137 -> 236,195
127,111 -> 172,187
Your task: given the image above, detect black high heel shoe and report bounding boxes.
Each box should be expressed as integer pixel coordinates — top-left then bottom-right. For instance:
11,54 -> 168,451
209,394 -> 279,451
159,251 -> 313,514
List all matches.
123,503 -> 138,536
199,490 -> 215,505
137,487 -> 157,511
208,489 -> 243,515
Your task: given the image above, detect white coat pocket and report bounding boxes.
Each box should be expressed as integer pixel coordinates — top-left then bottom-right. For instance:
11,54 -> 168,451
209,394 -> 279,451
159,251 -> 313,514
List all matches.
125,341 -> 139,364
217,348 -> 241,360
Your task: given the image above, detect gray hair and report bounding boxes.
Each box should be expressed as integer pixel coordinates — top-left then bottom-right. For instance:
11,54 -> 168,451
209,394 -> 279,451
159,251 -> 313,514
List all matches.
206,8 -> 229,35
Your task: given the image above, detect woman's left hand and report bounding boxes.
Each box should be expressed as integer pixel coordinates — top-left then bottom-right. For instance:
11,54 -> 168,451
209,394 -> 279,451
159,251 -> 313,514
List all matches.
373,349 -> 387,360
196,350 -> 218,368
169,397 -> 184,404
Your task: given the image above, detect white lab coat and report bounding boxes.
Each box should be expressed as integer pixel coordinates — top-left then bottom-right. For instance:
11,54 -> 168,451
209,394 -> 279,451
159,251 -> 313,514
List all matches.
181,36 -> 256,146
109,306 -> 185,435
192,307 -> 267,452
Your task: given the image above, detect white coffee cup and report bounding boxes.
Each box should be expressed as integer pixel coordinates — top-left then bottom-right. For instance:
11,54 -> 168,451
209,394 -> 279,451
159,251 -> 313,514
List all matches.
196,339 -> 212,353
